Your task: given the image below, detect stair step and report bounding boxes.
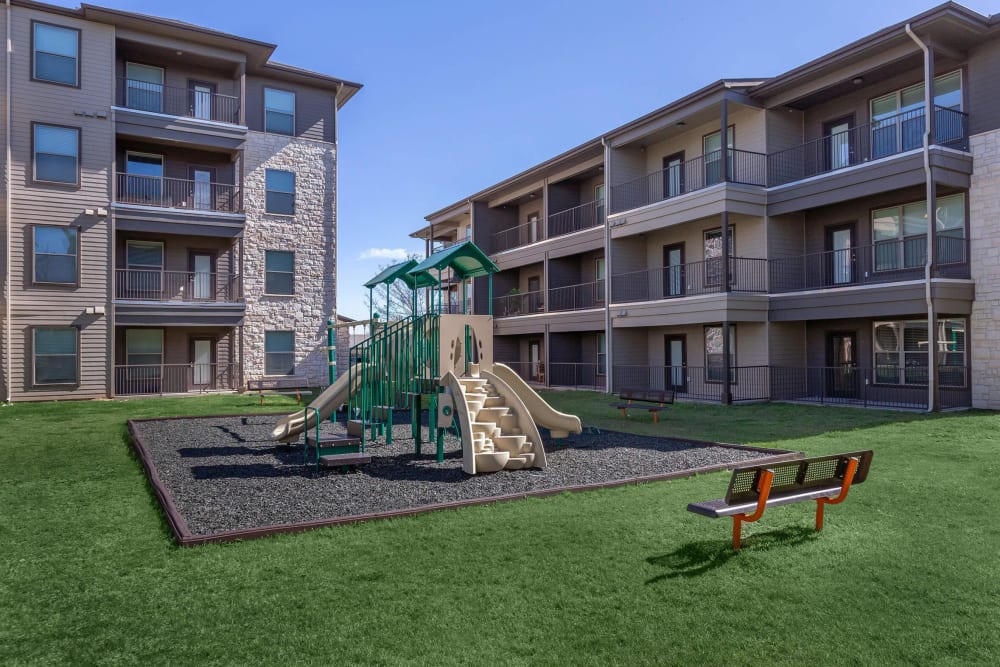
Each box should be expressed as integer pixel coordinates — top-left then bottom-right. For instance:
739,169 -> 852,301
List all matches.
476,406 -> 510,422
493,434 -> 526,454
475,451 -> 509,473
483,396 -> 506,408
319,453 -> 371,468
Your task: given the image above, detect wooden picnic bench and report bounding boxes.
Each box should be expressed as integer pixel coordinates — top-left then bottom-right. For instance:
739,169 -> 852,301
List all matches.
687,450 -> 874,550
609,388 -> 675,423
246,377 -> 313,405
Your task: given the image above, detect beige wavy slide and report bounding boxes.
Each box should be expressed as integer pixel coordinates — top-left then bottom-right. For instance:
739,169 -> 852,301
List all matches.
491,363 -> 583,438
270,367 -> 365,443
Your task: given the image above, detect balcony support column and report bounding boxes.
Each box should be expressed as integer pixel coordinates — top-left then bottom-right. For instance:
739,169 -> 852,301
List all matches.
720,98 -> 729,183
722,319 -> 733,405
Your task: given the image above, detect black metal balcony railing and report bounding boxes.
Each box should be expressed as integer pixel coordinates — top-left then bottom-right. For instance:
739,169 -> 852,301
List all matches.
116,173 -> 242,213
117,77 -> 241,124
610,365 -> 970,409
768,106 -> 969,187
610,257 -> 767,303
548,280 -> 605,311
769,236 -> 969,293
548,200 -> 605,238
493,220 -> 544,253
500,361 -> 605,390
609,148 -> 766,214
115,269 -> 243,303
114,363 -> 241,396
494,290 -> 545,317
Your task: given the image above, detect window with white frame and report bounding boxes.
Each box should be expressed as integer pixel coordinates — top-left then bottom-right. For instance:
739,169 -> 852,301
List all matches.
872,193 -> 965,271
704,324 -> 736,383
33,327 -> 78,385
32,22 -> 79,86
264,250 -> 294,295
870,71 -> 963,156
873,318 -> 966,386
265,331 -> 295,375
264,88 -> 295,135
33,225 -> 78,284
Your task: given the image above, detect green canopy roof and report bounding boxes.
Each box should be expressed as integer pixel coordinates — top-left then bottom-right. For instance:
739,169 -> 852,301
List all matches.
362,258 -> 426,289
407,241 -> 499,288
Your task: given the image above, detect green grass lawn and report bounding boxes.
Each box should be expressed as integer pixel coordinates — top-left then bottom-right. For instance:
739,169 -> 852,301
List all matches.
1,393 -> 999,665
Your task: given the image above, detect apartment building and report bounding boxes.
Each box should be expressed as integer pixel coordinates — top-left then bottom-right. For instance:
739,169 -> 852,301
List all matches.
0,1 -> 360,402
413,3 -> 1000,411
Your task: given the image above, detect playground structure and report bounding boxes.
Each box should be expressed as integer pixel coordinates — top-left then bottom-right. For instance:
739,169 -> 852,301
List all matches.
271,241 -> 582,474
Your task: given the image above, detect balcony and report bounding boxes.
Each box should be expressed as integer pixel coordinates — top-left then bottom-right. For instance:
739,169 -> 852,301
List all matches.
116,173 -> 242,213
548,280 -> 604,312
493,221 -> 544,254
501,361 -> 605,390
114,77 -> 246,150
116,77 -> 241,124
611,257 -> 768,303
769,236 -> 969,294
768,106 -> 969,188
494,291 -> 544,317
114,363 -> 241,396
114,269 -> 245,327
548,200 -> 605,238
115,269 -> 243,303
610,149 -> 767,215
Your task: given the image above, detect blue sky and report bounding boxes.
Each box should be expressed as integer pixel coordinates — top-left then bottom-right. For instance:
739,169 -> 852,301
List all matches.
51,0 -> 1000,317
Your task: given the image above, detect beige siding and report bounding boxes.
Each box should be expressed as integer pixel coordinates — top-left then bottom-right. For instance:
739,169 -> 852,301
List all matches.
765,108 -> 803,153
639,214 -> 765,270
8,7 -> 115,400
642,106 -> 766,174
767,213 -> 805,259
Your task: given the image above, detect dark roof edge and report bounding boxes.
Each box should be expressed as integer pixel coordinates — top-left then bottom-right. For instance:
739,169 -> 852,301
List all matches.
751,2 -> 992,98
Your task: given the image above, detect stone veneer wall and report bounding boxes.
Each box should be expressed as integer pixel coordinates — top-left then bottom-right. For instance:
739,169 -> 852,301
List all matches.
242,131 -> 336,384
969,129 -> 1000,409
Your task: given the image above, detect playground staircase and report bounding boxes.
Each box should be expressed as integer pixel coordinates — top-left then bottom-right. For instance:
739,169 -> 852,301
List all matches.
446,364 -> 546,474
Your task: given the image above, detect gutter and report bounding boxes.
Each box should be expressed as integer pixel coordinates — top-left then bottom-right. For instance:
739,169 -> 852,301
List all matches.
601,137 -> 612,395
905,23 -> 937,413
4,0 -> 11,403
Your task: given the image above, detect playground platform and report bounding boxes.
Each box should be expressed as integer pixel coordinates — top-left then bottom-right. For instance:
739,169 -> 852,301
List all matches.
128,412 -> 797,545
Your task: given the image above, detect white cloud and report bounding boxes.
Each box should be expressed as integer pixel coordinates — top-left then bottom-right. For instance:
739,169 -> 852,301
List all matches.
359,247 -> 410,261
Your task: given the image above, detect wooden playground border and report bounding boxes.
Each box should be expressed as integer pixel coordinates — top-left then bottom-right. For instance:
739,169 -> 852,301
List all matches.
126,414 -> 801,547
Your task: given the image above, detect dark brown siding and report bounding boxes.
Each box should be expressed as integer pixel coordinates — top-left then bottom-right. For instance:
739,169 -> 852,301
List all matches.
245,76 -> 335,143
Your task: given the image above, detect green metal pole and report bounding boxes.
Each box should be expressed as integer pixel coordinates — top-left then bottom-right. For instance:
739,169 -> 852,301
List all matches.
488,274 -> 493,316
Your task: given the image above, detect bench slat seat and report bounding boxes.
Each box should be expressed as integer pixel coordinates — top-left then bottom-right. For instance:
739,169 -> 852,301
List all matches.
688,450 -> 873,549
609,388 -> 675,423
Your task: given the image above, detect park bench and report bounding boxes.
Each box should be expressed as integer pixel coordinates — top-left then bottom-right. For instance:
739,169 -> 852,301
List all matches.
687,450 -> 874,550
247,377 -> 313,405
609,388 -> 675,423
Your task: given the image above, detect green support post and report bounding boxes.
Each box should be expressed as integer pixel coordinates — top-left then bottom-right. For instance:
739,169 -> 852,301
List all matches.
327,318 -> 335,385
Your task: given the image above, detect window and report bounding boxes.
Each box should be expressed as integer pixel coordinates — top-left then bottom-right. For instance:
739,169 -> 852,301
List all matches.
33,124 -> 79,184
597,332 -> 606,377
264,88 -> 295,135
704,227 -> 734,287
872,193 -> 965,271
33,225 -> 78,284
265,331 -> 295,375
123,152 -> 164,205
124,241 -> 164,299
33,327 -> 78,385
265,250 -> 294,295
703,126 -> 734,185
32,22 -> 79,86
595,257 -> 606,303
125,63 -> 164,113
265,169 -> 295,215
870,71 -> 962,156
873,318 -> 966,386
705,324 -> 736,383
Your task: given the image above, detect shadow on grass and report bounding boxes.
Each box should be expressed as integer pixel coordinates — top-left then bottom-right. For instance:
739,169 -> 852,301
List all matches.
645,526 -> 817,583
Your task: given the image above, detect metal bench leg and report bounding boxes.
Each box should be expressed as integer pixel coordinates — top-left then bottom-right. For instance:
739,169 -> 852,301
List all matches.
815,457 -> 859,531
652,411 -> 658,424
731,469 -> 774,551
621,408 -> 628,418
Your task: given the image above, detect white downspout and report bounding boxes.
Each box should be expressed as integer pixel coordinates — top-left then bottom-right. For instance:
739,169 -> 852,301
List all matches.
4,0 -> 12,404
905,23 -> 936,413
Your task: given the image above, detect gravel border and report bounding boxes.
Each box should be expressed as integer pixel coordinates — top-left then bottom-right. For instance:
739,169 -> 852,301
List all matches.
128,412 -> 798,545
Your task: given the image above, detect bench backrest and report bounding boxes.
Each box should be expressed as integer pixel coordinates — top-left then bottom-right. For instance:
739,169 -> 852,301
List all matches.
247,377 -> 305,391
620,388 -> 675,404
725,450 -> 873,504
